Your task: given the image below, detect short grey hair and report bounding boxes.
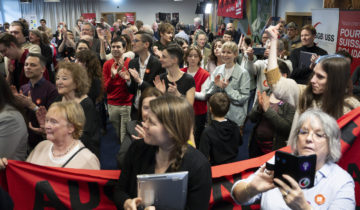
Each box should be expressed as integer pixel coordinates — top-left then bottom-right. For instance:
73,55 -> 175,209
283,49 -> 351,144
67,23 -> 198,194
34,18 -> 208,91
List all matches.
288,109 -> 341,162
81,22 -> 95,35
141,25 -> 154,36
194,30 -> 207,45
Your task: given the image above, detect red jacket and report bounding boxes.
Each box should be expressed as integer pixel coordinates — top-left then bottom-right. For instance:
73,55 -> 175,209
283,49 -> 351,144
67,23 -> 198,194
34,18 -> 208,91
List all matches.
103,58 -> 133,106
181,67 -> 209,115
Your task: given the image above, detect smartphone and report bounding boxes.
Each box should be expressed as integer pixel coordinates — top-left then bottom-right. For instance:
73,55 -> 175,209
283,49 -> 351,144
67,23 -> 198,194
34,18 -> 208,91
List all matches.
274,151 -> 316,189
253,47 -> 266,56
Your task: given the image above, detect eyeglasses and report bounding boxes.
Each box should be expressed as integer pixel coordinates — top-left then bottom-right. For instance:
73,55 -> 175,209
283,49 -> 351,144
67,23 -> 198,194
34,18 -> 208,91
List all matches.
298,129 -> 327,140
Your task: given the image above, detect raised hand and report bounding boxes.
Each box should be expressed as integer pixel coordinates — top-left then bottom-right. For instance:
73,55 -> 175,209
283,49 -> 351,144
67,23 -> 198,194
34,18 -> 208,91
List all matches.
168,82 -> 181,97
29,106 -> 47,134
128,68 -> 142,84
258,91 -> 270,112
274,175 -> 311,210
265,23 -> 281,40
132,123 -> 145,140
214,75 -> 229,89
153,75 -> 166,93
119,68 -> 131,81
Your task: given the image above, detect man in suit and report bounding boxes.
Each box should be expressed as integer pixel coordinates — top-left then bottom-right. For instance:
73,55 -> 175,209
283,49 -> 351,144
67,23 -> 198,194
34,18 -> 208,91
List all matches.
122,31 -> 165,119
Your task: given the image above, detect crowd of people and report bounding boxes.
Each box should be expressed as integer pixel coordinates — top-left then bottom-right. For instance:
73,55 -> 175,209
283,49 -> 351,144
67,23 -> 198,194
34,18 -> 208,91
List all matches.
0,14 -> 357,209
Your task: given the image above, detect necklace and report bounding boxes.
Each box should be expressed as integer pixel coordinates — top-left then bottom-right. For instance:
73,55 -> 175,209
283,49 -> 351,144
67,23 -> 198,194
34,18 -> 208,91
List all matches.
52,141 -> 76,157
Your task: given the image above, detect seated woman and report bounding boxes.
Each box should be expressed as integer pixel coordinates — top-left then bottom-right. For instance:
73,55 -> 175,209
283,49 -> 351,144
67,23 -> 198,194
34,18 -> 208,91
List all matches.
0,76 -> 27,161
0,101 -> 100,169
154,44 -> 195,105
113,94 -> 212,210
116,87 -> 162,169
231,109 -> 355,209
55,62 -> 101,157
264,24 -> 360,137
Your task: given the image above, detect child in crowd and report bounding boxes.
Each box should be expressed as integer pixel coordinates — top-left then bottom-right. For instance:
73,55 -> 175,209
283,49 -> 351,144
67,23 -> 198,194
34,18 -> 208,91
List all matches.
199,92 -> 242,166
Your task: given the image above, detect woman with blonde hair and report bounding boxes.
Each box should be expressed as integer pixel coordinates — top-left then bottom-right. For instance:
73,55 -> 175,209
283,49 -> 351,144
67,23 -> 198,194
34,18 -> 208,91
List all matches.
206,41 -> 250,127
0,101 -> 100,169
114,94 -> 212,210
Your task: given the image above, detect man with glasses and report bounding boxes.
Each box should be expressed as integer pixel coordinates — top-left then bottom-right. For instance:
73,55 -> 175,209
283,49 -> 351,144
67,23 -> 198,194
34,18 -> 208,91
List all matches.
103,37 -> 133,143
121,31 -> 165,119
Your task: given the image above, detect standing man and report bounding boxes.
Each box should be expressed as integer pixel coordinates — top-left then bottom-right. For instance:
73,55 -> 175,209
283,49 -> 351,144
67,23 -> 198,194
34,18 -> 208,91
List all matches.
81,22 -> 101,54
194,30 -> 211,69
226,22 -> 240,43
285,22 -> 301,52
0,33 -> 48,90
39,19 -> 53,40
153,22 -> 174,57
121,31 -> 165,119
103,37 -> 133,143
9,20 -> 40,53
15,53 -> 58,150
290,24 -> 327,84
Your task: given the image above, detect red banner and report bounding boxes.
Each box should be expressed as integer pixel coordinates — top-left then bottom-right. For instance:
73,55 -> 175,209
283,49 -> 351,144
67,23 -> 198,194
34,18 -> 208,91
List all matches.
217,0 -> 244,19
1,107 -> 360,209
81,13 -> 96,22
336,10 -> 360,74
125,13 -> 136,25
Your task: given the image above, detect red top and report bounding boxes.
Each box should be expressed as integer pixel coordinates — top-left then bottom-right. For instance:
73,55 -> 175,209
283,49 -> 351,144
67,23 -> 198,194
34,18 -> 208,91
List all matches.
103,58 -> 133,106
181,67 -> 209,115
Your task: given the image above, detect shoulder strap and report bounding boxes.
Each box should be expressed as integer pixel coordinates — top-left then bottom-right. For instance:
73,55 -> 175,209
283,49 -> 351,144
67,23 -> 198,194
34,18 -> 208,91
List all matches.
61,147 -> 86,168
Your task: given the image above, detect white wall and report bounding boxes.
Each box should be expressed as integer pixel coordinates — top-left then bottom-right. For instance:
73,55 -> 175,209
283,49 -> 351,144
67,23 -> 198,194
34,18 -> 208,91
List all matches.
99,0 -> 201,25
277,0 -> 323,18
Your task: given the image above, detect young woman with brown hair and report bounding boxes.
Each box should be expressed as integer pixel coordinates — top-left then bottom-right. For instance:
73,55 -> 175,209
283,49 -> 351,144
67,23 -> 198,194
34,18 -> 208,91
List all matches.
114,94 -> 212,210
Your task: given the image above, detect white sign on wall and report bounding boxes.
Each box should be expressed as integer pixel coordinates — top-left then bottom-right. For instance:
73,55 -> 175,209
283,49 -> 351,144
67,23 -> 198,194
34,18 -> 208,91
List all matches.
312,9 -> 339,54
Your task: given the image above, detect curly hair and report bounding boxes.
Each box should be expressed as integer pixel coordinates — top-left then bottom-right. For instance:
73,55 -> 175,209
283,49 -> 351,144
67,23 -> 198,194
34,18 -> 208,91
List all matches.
57,62 -> 90,98
75,50 -> 104,102
208,38 -> 225,64
184,46 -> 202,66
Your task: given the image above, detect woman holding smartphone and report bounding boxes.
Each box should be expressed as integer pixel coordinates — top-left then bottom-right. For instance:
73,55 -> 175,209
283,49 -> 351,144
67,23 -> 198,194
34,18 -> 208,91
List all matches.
231,108 -> 355,209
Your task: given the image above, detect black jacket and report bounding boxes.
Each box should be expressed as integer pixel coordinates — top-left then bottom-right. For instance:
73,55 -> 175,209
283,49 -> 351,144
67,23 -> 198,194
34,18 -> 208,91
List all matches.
127,54 -> 165,95
290,45 -> 327,84
199,119 -> 242,166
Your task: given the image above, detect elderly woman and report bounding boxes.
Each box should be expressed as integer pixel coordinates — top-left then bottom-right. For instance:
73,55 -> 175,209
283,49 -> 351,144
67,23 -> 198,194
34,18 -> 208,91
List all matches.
0,101 -> 99,169
231,109 -> 355,209
55,62 -> 100,157
114,95 -> 212,210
